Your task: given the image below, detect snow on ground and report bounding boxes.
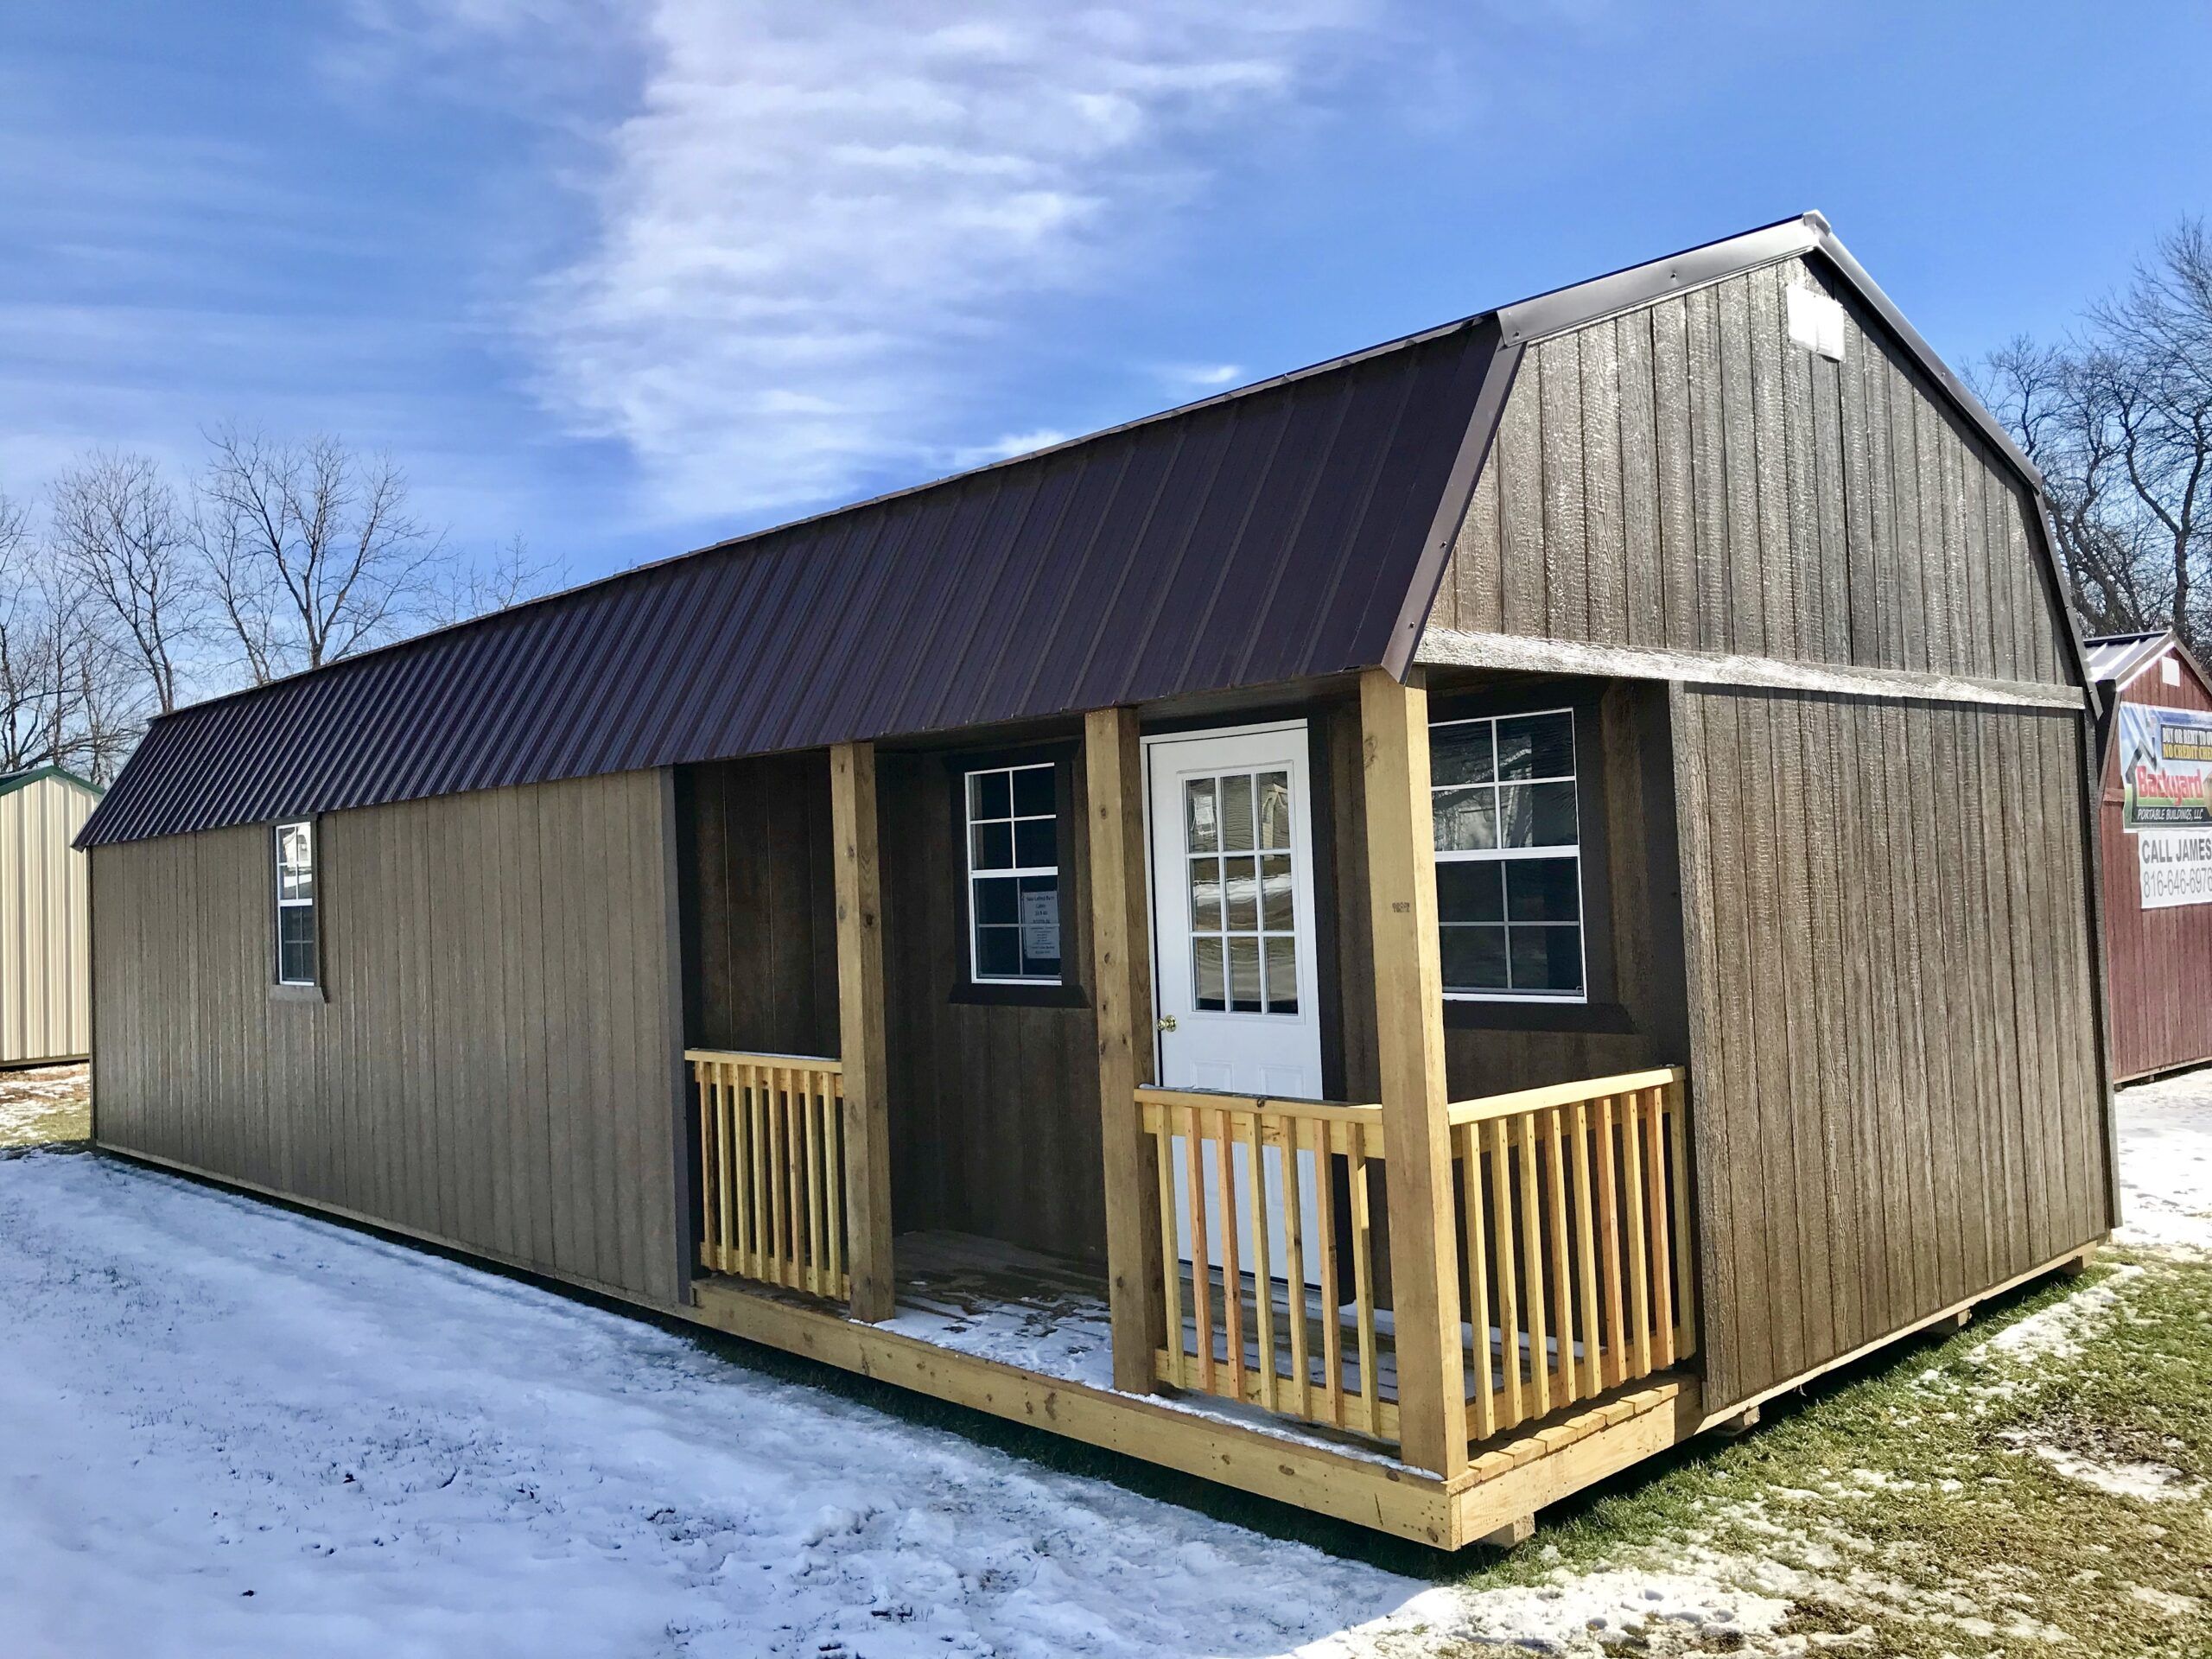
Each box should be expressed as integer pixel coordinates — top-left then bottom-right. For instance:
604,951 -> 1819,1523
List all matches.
3,1070 -> 2208,1657
0,1149 -> 1810,1658
0,1151 -> 1432,1659
2113,1066 -> 2212,1254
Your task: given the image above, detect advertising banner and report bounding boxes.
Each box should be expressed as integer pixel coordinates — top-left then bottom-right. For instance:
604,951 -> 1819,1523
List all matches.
2118,703 -> 2212,830
2118,703 -> 2212,908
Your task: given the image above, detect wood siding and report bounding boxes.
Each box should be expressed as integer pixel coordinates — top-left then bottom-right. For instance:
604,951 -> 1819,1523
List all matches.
90,769 -> 686,1306
1671,687 -> 2111,1410
2099,651 -> 2212,1079
1432,255 -> 2077,690
678,753 -> 841,1058
878,743 -> 1106,1264
3,773 -> 96,1066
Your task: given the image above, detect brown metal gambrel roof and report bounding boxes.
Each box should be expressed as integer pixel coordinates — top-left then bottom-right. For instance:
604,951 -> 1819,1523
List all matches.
80,211 -> 2084,848
79,315 -> 1502,847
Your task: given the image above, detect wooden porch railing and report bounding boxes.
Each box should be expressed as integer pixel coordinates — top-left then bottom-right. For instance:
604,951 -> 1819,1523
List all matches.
1138,1088 -> 1395,1440
1451,1067 -> 1695,1443
1134,1066 -> 1696,1454
690,1049 -> 849,1303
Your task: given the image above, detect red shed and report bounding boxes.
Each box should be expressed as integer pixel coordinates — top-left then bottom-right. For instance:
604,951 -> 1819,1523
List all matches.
2092,628 -> 2212,1080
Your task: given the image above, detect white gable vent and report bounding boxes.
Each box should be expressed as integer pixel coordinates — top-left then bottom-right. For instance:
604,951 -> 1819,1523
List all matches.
2164,655 -> 2183,686
1787,285 -> 1847,360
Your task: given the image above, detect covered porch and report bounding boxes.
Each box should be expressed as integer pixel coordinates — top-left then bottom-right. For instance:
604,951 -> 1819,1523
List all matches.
670,669 -> 1705,1541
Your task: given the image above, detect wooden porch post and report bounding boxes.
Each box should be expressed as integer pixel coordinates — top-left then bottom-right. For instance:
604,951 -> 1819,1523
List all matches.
830,740 -> 895,1322
1358,667 -> 1470,1478
1084,707 -> 1164,1392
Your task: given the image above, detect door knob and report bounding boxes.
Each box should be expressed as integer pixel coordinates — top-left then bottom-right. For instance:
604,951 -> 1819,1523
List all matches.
1157,1014 -> 1179,1033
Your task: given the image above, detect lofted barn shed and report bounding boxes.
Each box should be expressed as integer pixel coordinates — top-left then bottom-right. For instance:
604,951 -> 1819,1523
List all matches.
3,766 -> 100,1069
2088,628 -> 2212,1081
78,213 -> 2116,1548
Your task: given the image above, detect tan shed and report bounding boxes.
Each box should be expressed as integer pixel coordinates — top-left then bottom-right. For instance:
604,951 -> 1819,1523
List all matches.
3,767 -> 101,1068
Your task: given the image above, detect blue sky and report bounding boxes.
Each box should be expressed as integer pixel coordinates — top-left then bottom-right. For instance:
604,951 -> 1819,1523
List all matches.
3,0 -> 2206,587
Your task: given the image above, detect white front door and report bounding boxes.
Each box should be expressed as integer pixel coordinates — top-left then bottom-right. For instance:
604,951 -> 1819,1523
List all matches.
1146,721 -> 1325,1283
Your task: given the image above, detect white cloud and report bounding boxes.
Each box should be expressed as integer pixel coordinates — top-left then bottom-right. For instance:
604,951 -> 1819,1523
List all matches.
1160,362 -> 1246,390
949,429 -> 1071,471
371,1 -> 1372,520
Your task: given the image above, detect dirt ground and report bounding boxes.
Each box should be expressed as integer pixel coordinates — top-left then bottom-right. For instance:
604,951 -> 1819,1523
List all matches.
0,1062 -> 91,1149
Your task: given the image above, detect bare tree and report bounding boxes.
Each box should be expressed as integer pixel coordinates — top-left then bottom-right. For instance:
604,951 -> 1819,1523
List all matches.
421,533 -> 568,628
48,451 -> 198,715
0,486 -> 51,771
1978,219 -> 2212,650
196,424 -> 445,683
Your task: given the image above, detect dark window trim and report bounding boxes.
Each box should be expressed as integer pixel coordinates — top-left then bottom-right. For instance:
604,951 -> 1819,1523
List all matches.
1426,678 -> 1623,1034
269,816 -> 328,1002
943,739 -> 1085,1009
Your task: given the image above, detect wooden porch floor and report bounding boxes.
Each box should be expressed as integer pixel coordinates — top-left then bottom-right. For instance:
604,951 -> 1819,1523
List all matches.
686,1233 -> 1703,1548
709,1228 -> 1596,1461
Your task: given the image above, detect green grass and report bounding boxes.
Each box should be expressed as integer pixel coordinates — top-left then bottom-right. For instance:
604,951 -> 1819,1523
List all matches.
1423,1253 -> 2212,1654
0,1066 -> 91,1151
674,1254 -> 2212,1653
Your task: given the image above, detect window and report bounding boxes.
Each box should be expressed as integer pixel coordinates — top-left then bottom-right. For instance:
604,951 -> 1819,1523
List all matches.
965,762 -> 1061,984
1430,709 -> 1586,1000
1183,769 -> 1299,1014
274,819 -> 318,986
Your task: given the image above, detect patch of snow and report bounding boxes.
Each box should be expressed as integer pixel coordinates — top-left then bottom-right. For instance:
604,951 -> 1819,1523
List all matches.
2010,1436 -> 2206,1503
0,1063 -> 89,1145
2115,1069 -> 2212,1254
3,1150 -> 1456,1658
1967,1265 -> 2142,1368
1390,1566 -> 1790,1656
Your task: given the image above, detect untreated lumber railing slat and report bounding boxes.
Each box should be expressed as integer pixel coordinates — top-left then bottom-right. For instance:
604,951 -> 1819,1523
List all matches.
690,1048 -> 851,1306
1448,1066 -> 1697,1448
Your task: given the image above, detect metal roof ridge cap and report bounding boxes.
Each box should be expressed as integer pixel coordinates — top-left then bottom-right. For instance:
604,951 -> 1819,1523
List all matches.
1493,212 -> 1825,346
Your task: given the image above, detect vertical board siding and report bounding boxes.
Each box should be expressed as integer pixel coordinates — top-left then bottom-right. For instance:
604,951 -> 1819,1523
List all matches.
2101,654 -> 2212,1079
875,743 -> 1105,1265
1432,256 -> 2078,690
679,753 -> 842,1059
1671,687 -> 2111,1409
1,775 -> 97,1066
90,769 -> 684,1306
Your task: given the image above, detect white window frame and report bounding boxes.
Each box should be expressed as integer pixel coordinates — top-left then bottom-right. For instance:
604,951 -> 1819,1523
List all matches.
1430,708 -> 1589,1004
274,818 -> 318,987
963,761 -> 1063,987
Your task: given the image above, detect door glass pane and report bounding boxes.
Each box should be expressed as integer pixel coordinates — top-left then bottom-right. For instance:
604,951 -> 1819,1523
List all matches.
1259,853 -> 1294,929
1223,855 -> 1257,930
1189,858 -> 1223,930
1193,937 -> 1225,1011
1264,936 -> 1298,1014
1221,772 -> 1255,853
1185,779 -> 1219,855
1433,787 -> 1497,851
1255,772 -> 1291,850
1228,936 -> 1262,1013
